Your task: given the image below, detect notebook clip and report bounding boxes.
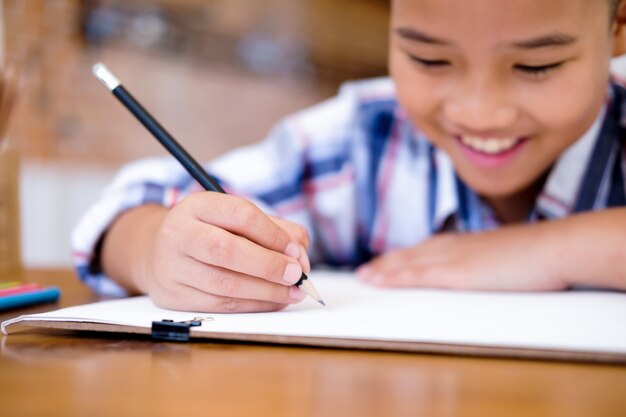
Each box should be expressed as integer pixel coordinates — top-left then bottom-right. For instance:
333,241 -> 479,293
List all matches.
151,317 -> 213,342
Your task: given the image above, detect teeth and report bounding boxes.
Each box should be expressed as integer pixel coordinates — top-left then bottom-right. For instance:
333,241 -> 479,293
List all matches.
460,135 -> 520,154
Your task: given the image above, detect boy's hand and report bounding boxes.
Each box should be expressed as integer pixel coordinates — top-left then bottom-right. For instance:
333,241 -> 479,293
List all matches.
357,224 -> 567,291
105,192 -> 311,313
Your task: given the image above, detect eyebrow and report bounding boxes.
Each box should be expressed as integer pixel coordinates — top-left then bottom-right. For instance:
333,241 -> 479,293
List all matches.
395,27 -> 450,45
509,33 -> 578,49
395,27 -> 578,49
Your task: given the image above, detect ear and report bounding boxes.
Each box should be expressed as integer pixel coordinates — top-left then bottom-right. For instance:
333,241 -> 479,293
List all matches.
613,1 -> 626,56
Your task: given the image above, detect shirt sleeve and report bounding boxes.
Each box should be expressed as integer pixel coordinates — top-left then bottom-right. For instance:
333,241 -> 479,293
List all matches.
71,157 -> 198,295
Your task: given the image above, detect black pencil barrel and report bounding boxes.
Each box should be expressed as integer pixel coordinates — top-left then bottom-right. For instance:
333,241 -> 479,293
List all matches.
112,86 -> 225,194
98,74 -> 319,303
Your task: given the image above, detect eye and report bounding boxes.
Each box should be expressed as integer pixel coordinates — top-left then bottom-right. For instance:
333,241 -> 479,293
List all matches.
514,62 -> 563,77
407,54 -> 450,69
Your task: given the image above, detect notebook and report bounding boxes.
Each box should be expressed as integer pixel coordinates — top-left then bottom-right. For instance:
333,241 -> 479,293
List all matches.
3,271 -> 626,363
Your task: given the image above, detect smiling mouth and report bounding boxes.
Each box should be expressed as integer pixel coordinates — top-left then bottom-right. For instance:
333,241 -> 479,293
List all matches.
458,135 -> 525,155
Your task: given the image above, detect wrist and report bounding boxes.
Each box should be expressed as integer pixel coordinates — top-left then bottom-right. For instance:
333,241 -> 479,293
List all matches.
540,211 -> 620,289
132,206 -> 169,294
102,204 -> 168,294
550,209 -> 626,290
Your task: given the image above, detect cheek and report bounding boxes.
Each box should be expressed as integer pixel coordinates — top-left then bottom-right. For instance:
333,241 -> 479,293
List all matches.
390,53 -> 443,127
521,68 -> 607,149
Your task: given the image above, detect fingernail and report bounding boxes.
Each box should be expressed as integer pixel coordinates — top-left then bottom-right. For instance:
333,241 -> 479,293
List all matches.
284,242 -> 300,259
283,263 -> 302,284
290,286 -> 306,301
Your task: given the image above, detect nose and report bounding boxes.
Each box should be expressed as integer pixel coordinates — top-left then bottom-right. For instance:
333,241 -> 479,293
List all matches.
443,76 -> 517,133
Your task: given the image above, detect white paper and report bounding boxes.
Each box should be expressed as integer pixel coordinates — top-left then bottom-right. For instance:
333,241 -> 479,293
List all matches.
3,271 -> 626,355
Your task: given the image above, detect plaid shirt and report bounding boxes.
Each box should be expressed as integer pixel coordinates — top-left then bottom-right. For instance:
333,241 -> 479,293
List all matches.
72,78 -> 626,296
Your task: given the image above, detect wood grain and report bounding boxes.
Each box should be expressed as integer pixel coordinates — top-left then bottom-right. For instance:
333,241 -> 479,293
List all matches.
1,269 -> 625,417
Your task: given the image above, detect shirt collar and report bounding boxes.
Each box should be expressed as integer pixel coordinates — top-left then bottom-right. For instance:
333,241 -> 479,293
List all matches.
431,147 -> 458,231
535,103 -> 607,219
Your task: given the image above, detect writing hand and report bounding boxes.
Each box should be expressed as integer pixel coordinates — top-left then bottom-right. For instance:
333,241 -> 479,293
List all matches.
121,192 -> 311,312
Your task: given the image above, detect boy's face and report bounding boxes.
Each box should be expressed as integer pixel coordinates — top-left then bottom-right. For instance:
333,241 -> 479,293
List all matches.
390,0 -> 615,197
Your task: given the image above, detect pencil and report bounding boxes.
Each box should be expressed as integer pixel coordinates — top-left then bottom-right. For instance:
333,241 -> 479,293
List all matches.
92,63 -> 325,307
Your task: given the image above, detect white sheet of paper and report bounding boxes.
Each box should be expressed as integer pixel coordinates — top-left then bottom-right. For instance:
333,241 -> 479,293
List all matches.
3,271 -> 626,355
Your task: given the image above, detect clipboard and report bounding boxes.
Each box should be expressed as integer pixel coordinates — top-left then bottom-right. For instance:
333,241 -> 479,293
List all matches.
3,271 -> 626,363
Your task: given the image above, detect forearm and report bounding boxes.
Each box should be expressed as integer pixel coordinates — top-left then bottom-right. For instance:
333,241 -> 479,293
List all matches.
547,208 -> 626,290
101,205 -> 168,294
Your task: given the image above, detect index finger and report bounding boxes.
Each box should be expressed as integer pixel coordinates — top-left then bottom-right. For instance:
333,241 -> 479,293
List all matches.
191,193 -> 300,258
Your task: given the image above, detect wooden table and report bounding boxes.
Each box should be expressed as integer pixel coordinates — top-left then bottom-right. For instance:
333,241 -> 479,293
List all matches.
1,270 -> 625,417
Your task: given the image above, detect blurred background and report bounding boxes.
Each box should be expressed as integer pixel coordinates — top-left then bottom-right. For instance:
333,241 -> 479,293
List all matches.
4,0 -> 626,271
2,0 -> 390,269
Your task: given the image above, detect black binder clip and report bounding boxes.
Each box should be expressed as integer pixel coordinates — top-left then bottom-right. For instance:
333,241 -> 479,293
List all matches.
151,317 -> 212,342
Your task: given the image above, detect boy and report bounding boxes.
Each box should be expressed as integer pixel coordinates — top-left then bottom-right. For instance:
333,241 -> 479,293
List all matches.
73,0 -> 626,312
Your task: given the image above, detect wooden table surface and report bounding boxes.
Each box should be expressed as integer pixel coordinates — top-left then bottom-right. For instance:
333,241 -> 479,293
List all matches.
1,269 -> 625,417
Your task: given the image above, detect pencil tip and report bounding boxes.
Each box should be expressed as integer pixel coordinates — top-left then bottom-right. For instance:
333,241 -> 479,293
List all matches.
298,277 -> 325,307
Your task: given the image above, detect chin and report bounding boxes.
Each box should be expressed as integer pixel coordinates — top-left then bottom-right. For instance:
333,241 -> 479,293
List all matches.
460,174 -> 533,198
